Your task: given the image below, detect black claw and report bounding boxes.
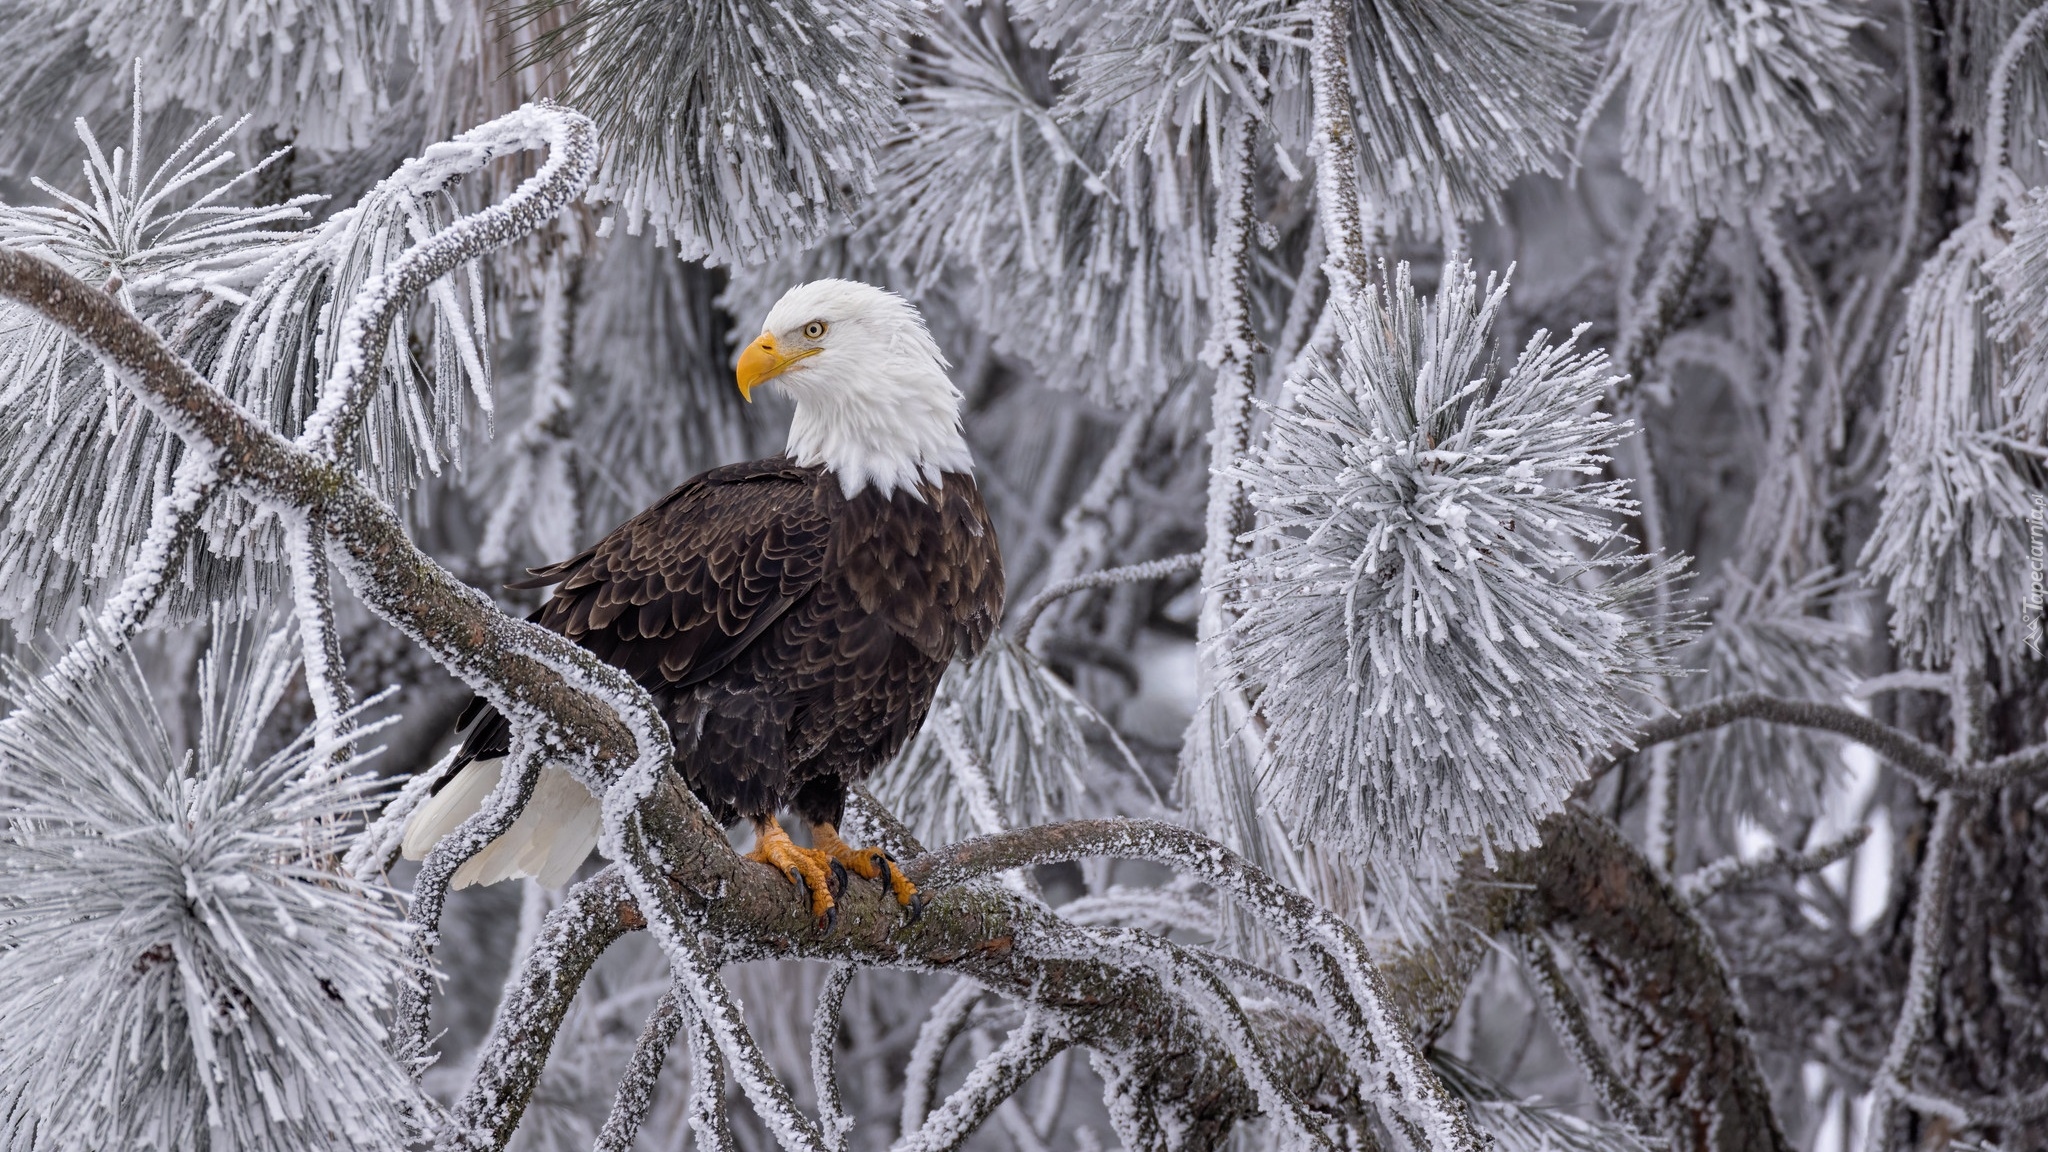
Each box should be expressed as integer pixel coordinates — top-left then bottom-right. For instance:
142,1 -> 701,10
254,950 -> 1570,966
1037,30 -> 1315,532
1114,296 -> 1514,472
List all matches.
828,859 -> 849,898
816,904 -> 839,935
870,851 -> 891,876
905,891 -> 928,923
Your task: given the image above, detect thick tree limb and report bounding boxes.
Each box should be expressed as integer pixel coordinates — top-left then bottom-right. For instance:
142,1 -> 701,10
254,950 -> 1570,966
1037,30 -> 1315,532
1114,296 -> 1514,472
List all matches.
1503,809 -> 1793,1152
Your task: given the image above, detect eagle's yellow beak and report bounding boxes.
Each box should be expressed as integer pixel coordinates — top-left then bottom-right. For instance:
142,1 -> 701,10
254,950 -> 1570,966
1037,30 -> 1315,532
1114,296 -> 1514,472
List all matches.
735,332 -> 818,401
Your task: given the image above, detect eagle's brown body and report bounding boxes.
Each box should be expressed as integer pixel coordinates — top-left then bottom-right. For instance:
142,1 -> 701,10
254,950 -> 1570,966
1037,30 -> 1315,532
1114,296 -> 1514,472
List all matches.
447,455 -> 1004,829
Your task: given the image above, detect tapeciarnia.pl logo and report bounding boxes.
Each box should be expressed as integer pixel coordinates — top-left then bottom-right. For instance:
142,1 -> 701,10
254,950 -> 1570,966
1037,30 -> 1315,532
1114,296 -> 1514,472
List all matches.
2029,493 -> 2044,659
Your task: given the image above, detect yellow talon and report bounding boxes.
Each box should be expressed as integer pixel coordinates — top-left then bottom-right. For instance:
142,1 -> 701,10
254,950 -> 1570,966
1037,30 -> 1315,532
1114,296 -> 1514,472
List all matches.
747,816 -> 838,920
812,821 -> 921,909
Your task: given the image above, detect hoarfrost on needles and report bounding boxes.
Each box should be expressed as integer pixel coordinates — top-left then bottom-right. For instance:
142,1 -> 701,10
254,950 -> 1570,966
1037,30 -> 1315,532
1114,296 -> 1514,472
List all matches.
0,621 -> 419,1151
1227,262 -> 1675,872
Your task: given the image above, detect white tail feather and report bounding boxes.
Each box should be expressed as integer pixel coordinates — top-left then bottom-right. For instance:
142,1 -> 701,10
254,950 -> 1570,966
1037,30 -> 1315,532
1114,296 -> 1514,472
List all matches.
399,757 -> 601,890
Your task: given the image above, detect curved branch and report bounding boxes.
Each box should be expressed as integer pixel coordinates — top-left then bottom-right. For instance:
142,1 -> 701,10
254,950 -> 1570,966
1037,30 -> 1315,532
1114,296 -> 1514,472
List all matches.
680,976 -> 740,1152
1068,927 -> 1334,1150
901,979 -> 985,1137
284,510 -> 354,751
1614,215 -> 1716,400
298,106 -> 598,459
1680,825 -> 1870,906
812,964 -> 857,1152
1871,791 -> 1967,1147
398,732 -> 545,1067
449,867 -> 639,1150
13,451 -> 219,721
595,985 -> 687,1152
892,1021 -> 1067,1152
906,818 -> 1484,1151
1608,692 -> 1955,787
1513,932 -> 1656,1134
1012,553 -> 1201,645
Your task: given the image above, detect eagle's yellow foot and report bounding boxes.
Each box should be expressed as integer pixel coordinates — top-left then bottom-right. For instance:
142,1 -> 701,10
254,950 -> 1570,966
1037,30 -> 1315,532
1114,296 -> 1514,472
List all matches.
747,817 -> 845,929
812,822 -> 925,921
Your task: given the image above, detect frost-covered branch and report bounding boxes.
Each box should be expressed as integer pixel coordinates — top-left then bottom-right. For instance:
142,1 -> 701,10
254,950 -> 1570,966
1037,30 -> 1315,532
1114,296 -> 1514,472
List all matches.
1012,552 -> 1201,644
892,1021 -> 1067,1152
298,106 -> 598,460
908,818 -> 1485,1150
1512,932 -> 1656,1134
1199,114 -> 1263,634
1680,825 -> 1870,905
595,985 -> 688,1152
1870,791 -> 1966,1147
284,511 -> 354,750
1307,0 -> 1368,310
1614,215 -> 1716,398
1610,691 -> 1954,788
451,866 -> 640,1149
901,979 -> 986,1138
813,964 -> 858,1152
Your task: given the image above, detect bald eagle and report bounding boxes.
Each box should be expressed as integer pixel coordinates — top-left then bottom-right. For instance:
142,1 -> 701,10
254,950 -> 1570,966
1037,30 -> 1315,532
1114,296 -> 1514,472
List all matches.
401,280 -> 1004,922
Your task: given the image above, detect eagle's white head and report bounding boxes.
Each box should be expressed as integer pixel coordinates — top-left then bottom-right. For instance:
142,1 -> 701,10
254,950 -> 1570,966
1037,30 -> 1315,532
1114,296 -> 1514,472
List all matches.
737,279 -> 972,499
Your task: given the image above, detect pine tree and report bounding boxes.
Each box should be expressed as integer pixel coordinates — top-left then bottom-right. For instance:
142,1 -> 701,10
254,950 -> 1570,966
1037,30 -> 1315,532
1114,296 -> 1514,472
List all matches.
0,1 -> 2044,1150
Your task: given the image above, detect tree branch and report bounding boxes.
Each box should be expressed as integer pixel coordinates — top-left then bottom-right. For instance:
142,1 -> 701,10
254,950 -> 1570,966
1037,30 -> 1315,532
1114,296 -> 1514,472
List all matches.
813,963 -> 857,1152
1513,931 -> 1657,1134
595,984 -> 687,1152
892,1021 -> 1067,1152
1870,791 -> 1967,1149
906,818 -> 1485,1150
1012,552 -> 1201,645
1680,825 -> 1871,906
298,106 -> 598,460
1614,215 -> 1716,400
1607,692 -> 1956,788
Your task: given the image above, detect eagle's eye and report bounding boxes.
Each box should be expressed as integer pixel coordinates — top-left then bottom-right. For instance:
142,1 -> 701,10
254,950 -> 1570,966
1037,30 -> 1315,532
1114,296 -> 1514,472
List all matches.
802,321 -> 828,340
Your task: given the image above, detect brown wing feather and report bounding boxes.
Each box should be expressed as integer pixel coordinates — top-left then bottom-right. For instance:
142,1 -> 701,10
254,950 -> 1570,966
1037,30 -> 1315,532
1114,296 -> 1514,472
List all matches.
449,457 -> 831,771
527,457 -> 832,688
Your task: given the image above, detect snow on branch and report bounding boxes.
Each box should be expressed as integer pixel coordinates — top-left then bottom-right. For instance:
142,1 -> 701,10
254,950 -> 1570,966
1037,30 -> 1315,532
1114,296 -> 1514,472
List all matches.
514,0 -> 921,266
594,984 -> 688,1152
450,866 -> 642,1152
1012,552 -> 1200,644
298,104 -> 598,461
1057,927 -> 1334,1149
1228,260 -> 1675,874
1679,825 -> 1870,905
1512,932 -> 1657,1134
812,964 -> 858,1152
906,817 -> 1486,1151
901,979 -> 987,1138
0,620 -> 419,1152
1870,791 -> 1968,1140
893,1019 -> 1068,1152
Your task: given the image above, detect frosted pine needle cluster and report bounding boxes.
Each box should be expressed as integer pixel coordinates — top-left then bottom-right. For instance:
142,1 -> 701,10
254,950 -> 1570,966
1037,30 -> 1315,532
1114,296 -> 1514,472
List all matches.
0,101 -> 312,631
1678,567 -> 1856,827
1226,262 -> 1671,871
520,0 -> 921,266
875,6 -> 1207,406
0,624 -> 417,1151
1862,222 -> 2040,676
1344,0 -> 1584,229
1604,0 -> 1875,214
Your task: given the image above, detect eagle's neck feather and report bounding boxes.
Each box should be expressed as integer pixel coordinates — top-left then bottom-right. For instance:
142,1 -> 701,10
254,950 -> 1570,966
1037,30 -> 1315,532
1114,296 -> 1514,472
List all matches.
784,353 -> 972,500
